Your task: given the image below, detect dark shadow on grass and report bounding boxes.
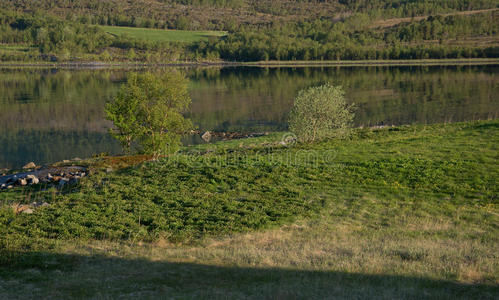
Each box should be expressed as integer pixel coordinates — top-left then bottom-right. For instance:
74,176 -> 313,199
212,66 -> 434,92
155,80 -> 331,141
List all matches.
0,250 -> 497,299
466,121 -> 499,131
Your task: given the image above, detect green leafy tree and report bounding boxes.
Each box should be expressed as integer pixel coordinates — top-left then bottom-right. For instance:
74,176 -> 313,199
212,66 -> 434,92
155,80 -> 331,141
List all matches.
105,72 -> 194,158
105,76 -> 142,152
289,84 -> 354,143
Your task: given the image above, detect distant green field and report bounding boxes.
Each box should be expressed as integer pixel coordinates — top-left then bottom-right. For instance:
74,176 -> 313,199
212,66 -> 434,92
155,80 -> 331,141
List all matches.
100,25 -> 226,43
0,44 -> 32,52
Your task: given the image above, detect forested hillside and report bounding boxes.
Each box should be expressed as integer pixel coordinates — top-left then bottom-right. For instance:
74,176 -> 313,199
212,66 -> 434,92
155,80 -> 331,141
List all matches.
206,11 -> 499,61
2,0 -> 498,30
0,0 -> 498,62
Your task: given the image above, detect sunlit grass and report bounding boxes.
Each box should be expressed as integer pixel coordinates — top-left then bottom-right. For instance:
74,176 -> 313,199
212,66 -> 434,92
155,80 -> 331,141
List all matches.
99,25 -> 227,43
0,44 -> 32,52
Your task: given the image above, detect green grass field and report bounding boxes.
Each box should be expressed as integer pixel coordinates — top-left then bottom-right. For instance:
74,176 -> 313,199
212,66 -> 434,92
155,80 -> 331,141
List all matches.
0,120 -> 498,298
100,25 -> 226,43
0,44 -> 32,51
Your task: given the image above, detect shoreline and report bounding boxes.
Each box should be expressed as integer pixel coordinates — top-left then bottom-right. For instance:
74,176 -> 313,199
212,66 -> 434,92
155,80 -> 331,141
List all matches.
1,119 -> 497,173
0,58 -> 498,68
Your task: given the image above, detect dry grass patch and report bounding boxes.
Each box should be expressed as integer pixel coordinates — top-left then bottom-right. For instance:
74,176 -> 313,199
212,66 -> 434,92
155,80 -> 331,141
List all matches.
1,204 -> 497,298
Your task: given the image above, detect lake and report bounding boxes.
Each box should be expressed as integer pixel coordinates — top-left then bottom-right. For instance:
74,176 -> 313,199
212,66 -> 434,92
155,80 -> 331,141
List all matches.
1,65 -> 498,169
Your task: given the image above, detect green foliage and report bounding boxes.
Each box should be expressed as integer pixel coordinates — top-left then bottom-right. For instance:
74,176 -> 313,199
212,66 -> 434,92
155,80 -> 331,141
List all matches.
289,84 -> 354,143
100,50 -> 112,61
127,48 -> 136,60
105,79 -> 141,152
0,10 -> 112,57
105,72 -> 194,158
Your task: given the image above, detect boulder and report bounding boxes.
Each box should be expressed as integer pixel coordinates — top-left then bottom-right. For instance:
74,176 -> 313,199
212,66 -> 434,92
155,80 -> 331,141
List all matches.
201,131 -> 212,142
23,162 -> 36,169
32,202 -> 50,208
17,178 -> 27,186
22,208 -> 34,214
26,174 -> 39,184
12,204 -> 31,214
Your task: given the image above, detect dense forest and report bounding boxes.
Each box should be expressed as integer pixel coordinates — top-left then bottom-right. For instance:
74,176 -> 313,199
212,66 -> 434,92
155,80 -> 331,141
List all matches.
0,0 -> 498,62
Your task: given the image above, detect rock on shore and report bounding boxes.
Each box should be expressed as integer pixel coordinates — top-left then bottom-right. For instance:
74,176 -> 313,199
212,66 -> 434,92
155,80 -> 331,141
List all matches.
0,167 -> 87,190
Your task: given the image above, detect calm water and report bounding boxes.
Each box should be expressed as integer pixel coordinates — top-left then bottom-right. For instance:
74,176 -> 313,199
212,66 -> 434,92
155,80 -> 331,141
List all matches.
1,65 -> 498,168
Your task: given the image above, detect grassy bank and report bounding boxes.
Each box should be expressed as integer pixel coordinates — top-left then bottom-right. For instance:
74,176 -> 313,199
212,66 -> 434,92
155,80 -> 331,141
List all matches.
0,120 -> 498,298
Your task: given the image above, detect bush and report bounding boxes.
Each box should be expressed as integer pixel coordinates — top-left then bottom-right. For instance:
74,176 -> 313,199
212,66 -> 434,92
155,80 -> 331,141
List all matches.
100,49 -> 112,61
289,84 -> 354,143
105,72 -> 194,158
